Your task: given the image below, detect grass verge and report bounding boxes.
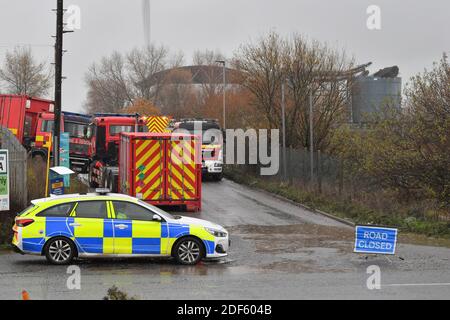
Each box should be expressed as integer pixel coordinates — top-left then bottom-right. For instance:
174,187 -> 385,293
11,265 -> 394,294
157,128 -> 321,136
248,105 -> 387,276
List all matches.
224,168 -> 450,239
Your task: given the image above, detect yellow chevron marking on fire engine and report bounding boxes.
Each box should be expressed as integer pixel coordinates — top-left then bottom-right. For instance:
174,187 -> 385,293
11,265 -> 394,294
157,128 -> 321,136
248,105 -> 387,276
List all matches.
136,140 -> 151,158
144,188 -> 161,200
146,116 -> 171,133
136,141 -> 160,169
167,140 -> 197,200
171,142 -> 193,166
135,151 -> 161,184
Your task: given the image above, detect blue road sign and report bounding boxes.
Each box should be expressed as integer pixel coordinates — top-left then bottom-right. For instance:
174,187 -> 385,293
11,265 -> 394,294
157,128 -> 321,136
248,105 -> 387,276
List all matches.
354,226 -> 398,255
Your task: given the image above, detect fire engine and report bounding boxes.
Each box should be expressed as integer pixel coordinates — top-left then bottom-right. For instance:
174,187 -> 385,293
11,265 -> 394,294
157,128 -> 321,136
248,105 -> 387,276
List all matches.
173,119 -> 224,181
86,113 -> 148,189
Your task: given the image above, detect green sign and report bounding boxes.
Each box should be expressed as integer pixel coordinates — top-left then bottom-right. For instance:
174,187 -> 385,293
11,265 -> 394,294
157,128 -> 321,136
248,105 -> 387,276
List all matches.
0,150 -> 9,211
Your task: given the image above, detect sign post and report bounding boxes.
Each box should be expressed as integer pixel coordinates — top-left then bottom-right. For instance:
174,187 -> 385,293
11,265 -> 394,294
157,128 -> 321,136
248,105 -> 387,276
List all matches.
0,150 -> 10,211
60,132 -> 70,187
354,225 -> 398,255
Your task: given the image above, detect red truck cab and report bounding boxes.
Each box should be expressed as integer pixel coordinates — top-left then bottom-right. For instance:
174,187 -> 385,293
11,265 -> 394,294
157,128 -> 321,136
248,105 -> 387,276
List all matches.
33,112 -> 60,155
86,114 -> 148,188
33,112 -> 91,172
0,95 -> 54,149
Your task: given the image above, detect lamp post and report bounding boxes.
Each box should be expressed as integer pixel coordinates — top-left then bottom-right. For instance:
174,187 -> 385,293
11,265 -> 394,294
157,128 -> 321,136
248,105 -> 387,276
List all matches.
309,90 -> 314,182
281,82 -> 287,180
215,60 -> 226,130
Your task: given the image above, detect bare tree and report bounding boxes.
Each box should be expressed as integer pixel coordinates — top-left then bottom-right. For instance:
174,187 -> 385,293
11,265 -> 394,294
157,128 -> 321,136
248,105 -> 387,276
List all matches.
85,52 -> 132,113
0,47 -> 52,97
234,32 -> 287,130
84,44 -> 174,113
192,49 -> 225,99
285,35 -> 353,150
234,32 -> 354,150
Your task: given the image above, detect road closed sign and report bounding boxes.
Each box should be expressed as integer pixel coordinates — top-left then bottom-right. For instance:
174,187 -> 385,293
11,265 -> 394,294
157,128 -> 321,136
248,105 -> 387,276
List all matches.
0,150 -> 9,211
354,225 -> 398,255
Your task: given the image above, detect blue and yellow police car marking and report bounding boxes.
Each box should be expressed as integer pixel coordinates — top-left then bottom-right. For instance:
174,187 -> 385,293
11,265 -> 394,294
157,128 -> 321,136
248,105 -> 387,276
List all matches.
14,195 -> 227,259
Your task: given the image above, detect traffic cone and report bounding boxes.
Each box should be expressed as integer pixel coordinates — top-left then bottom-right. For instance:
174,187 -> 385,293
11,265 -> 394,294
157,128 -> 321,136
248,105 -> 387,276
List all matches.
21,290 -> 30,300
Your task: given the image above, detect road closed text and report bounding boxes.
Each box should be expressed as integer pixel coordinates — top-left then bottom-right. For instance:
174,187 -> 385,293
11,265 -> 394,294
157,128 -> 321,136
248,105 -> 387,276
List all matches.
354,226 -> 398,255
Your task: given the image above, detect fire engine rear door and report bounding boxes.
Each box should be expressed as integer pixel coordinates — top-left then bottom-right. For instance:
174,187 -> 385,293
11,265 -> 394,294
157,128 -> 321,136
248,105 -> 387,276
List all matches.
167,138 -> 198,201
134,138 -> 165,201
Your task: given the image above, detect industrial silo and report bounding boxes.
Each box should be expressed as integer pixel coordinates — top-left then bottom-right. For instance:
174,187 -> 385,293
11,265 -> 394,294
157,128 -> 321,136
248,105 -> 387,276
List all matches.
351,66 -> 402,123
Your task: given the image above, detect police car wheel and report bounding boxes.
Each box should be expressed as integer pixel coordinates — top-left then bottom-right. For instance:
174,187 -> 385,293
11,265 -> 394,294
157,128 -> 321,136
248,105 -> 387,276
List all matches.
174,237 -> 204,265
45,237 -> 75,265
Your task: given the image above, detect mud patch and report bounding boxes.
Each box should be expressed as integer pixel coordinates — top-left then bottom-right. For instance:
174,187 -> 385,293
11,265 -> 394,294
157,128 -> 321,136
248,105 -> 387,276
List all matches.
228,224 -> 353,254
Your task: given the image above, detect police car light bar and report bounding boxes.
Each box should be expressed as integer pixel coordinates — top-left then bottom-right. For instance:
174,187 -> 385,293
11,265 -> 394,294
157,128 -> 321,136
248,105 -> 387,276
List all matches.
95,188 -> 111,195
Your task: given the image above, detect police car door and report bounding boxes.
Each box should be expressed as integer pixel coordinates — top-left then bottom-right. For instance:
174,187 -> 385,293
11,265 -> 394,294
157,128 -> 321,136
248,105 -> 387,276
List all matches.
71,200 -> 112,254
110,201 -> 164,255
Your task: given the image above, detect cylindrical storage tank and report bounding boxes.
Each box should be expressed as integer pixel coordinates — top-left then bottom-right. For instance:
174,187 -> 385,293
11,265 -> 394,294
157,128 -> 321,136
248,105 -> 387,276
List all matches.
351,76 -> 402,123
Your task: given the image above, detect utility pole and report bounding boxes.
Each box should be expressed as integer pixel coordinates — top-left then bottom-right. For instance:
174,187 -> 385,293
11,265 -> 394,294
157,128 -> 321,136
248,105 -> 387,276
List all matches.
53,0 -> 64,167
281,82 -> 287,181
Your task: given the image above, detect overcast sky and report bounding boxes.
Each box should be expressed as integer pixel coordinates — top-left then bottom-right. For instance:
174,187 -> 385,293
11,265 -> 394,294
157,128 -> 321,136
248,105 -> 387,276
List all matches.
0,0 -> 448,112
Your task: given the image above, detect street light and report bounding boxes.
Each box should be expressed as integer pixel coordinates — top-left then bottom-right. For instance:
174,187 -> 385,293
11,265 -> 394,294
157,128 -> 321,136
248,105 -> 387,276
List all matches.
216,60 -> 226,130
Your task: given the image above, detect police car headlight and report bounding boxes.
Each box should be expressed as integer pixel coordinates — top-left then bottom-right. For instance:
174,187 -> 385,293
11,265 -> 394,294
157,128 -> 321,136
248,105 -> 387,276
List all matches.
205,227 -> 227,238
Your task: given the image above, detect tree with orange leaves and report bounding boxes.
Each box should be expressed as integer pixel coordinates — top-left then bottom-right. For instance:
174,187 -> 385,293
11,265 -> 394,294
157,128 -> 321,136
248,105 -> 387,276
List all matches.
122,98 -> 161,116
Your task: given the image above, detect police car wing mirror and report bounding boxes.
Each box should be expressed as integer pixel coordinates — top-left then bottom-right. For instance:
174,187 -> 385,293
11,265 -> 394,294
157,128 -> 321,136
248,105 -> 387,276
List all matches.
152,214 -> 162,222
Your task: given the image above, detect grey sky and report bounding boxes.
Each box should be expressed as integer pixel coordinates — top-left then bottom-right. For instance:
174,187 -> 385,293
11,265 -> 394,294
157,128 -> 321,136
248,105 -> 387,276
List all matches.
0,0 -> 448,112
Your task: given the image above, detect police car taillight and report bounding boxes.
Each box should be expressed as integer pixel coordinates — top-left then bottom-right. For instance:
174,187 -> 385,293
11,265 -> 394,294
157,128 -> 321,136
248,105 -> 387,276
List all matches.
16,219 -> 34,227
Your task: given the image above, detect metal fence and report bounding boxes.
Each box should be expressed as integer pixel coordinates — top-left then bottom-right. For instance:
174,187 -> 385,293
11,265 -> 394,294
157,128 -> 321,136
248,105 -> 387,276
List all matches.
226,143 -> 350,196
0,126 -> 27,209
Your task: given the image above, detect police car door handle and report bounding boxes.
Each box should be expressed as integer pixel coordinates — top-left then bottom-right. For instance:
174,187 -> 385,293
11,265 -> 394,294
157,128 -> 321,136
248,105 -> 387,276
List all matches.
115,224 -> 128,229
69,223 -> 82,227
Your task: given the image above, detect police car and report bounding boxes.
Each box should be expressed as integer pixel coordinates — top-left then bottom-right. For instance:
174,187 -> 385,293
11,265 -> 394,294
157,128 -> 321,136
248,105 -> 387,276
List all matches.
12,191 -> 229,265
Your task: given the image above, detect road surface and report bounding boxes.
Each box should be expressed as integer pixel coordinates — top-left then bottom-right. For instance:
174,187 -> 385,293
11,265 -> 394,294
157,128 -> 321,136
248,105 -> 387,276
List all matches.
1,179 -> 449,299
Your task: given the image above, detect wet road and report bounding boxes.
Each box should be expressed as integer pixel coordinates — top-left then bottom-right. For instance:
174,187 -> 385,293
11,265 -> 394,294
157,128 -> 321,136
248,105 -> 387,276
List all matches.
1,179 -> 450,300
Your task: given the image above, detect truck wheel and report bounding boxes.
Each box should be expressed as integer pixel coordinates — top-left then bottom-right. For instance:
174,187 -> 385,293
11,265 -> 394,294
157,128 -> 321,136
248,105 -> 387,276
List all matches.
44,237 -> 76,265
88,166 -> 98,188
173,237 -> 204,265
213,173 -> 223,181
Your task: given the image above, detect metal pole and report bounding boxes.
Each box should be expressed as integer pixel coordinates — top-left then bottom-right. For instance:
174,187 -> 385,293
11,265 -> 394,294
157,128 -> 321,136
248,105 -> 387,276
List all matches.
222,61 -> 226,131
309,90 -> 314,182
281,83 -> 287,180
53,0 -> 64,167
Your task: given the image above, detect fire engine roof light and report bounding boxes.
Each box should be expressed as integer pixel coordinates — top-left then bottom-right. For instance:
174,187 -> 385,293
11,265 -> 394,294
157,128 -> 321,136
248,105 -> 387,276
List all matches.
95,188 -> 110,195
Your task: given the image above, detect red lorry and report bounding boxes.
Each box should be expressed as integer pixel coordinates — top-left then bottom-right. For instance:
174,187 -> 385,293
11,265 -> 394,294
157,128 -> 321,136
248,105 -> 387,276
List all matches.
86,113 -> 148,188
0,95 -> 54,149
119,132 -> 202,211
